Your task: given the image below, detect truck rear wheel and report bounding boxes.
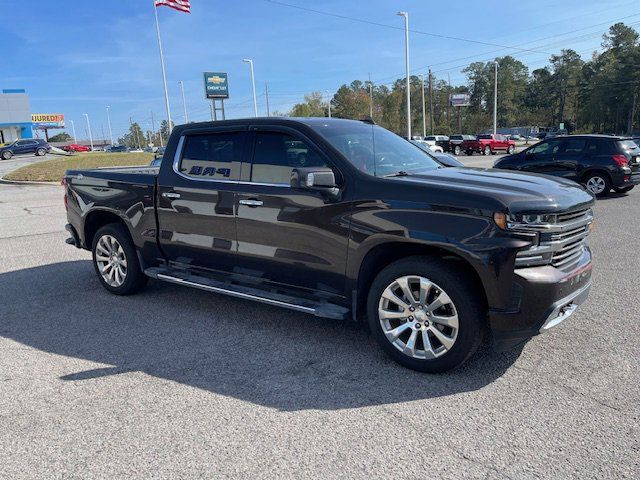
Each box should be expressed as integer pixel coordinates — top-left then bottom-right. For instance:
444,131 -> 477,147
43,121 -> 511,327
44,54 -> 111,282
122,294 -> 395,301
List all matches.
454,145 -> 461,155
366,256 -> 484,373
92,223 -> 148,295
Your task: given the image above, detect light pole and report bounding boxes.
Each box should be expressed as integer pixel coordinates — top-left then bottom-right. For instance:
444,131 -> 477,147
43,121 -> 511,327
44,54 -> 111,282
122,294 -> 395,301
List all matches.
178,80 -> 188,123
69,120 -> 77,143
82,113 -> 93,150
106,106 -> 114,146
397,11 -> 411,140
420,74 -> 426,139
242,59 -> 258,117
493,60 -> 498,135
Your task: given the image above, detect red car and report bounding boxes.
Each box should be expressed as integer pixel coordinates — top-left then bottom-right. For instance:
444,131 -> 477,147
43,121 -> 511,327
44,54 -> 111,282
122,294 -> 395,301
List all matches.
63,144 -> 91,152
462,134 -> 516,156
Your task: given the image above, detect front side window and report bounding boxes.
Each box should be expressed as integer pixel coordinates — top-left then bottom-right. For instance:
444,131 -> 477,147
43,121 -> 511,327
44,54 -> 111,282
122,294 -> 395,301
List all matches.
531,139 -> 562,155
251,132 -> 329,184
312,123 -> 441,176
178,132 -> 244,180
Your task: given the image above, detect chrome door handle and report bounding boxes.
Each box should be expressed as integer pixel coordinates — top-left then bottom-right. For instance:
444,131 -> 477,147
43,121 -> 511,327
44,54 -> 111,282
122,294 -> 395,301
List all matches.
239,199 -> 263,207
162,192 -> 181,199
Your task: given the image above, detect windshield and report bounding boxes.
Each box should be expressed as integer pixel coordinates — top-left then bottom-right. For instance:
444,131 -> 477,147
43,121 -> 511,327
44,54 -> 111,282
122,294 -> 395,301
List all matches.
477,134 -> 492,140
313,123 -> 441,176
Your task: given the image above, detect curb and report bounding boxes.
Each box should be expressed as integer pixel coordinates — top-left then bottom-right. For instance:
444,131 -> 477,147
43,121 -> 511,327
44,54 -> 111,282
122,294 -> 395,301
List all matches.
0,177 -> 59,186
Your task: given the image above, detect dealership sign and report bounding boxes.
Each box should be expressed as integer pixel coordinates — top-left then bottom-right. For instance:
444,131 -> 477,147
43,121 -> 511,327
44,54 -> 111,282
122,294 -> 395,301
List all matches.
449,94 -> 471,107
32,113 -> 65,128
203,72 -> 229,99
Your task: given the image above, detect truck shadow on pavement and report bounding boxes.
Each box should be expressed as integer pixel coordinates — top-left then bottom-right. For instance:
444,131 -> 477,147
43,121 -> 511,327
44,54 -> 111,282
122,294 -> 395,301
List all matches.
0,261 -> 524,411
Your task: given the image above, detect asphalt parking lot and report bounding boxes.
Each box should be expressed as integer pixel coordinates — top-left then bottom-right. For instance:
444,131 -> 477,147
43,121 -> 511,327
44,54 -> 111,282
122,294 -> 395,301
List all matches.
0,158 -> 639,479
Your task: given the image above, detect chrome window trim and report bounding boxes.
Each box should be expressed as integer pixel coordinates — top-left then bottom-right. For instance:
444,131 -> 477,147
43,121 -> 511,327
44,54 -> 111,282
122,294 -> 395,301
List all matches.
172,134 -> 290,188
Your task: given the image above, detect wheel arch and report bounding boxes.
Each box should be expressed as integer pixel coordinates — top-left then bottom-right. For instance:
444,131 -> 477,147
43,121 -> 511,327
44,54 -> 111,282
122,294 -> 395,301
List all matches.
352,241 -> 488,321
579,168 -> 612,184
83,209 -> 131,249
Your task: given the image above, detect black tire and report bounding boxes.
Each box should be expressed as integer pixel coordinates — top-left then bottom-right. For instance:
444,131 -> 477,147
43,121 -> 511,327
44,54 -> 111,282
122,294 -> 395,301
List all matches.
36,148 -> 46,156
366,256 -> 485,373
614,185 -> 634,193
1,150 -> 12,160
454,145 -> 461,155
582,172 -> 611,198
91,223 -> 148,295
483,145 -> 492,156
466,150 -> 473,156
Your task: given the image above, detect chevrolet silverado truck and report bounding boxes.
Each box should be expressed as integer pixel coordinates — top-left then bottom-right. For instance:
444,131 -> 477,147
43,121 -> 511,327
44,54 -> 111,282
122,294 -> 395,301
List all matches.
63,118 -> 595,373
462,133 -> 516,156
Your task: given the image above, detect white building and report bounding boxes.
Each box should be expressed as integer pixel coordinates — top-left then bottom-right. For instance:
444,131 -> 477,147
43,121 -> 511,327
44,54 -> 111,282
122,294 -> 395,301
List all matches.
0,89 -> 33,144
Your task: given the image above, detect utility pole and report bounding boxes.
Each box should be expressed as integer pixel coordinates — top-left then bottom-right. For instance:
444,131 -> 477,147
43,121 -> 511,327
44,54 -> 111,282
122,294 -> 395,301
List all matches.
69,119 -> 77,143
242,59 -> 258,117
151,110 -> 161,147
265,82 -> 271,117
397,11 -> 411,139
447,73 -> 451,128
428,68 -> 434,135
106,106 -> 114,146
420,74 -> 426,139
493,61 -> 498,135
178,80 -> 188,123
101,124 -> 106,148
368,72 -> 373,119
82,113 -> 93,150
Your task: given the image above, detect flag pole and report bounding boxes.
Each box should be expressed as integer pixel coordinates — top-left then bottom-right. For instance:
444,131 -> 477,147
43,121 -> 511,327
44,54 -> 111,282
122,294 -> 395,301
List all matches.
153,0 -> 172,134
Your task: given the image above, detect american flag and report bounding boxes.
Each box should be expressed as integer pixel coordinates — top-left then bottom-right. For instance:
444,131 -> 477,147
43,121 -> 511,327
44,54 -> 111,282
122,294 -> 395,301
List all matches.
155,0 -> 191,13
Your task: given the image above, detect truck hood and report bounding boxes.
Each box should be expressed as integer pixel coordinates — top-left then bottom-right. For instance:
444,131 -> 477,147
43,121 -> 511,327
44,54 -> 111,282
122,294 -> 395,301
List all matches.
394,167 -> 595,214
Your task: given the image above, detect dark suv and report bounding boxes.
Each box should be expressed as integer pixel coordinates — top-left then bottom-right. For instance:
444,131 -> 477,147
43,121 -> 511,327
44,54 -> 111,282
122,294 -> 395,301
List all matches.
0,138 -> 50,160
494,135 -> 640,197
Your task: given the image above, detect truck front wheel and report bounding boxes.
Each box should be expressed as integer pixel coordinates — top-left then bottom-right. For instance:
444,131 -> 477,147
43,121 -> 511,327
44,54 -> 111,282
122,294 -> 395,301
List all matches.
484,145 -> 492,155
366,256 -> 484,373
92,223 -> 148,295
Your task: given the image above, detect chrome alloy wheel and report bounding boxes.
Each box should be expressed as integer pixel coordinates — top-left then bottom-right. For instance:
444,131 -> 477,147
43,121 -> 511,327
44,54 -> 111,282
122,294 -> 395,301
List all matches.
378,275 -> 459,359
585,176 -> 606,195
95,234 -> 128,287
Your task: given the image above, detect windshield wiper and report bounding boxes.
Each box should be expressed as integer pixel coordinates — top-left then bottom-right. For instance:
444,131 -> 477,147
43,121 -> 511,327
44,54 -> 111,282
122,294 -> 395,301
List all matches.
384,171 -> 410,177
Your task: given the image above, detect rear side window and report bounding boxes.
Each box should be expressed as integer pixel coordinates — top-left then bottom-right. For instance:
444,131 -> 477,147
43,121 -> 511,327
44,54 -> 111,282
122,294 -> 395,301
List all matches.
251,132 -> 329,184
585,139 -> 615,155
619,140 -> 638,151
477,134 -> 492,140
179,132 -> 244,180
560,138 -> 587,154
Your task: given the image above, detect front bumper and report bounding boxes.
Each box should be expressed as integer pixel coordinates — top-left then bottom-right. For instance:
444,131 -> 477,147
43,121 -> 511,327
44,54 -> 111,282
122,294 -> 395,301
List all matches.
489,247 -> 592,351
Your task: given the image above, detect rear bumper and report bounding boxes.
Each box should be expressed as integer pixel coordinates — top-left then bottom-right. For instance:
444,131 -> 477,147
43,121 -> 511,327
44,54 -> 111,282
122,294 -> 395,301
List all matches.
65,223 -> 81,248
612,170 -> 640,188
489,247 -> 592,351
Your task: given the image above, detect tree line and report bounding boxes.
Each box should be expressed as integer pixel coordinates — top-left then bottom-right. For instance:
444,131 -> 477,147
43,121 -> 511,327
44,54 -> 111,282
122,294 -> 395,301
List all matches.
288,23 -> 640,136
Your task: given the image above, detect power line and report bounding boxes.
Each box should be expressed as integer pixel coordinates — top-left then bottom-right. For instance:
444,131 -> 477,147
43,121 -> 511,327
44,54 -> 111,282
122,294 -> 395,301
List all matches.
264,0 -> 554,55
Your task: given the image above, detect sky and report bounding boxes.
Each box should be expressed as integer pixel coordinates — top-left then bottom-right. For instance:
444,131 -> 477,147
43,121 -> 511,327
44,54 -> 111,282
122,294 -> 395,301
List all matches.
2,0 -> 640,141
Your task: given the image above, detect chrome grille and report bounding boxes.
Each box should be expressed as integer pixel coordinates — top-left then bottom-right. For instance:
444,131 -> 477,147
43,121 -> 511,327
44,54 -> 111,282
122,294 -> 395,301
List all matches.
514,208 -> 592,270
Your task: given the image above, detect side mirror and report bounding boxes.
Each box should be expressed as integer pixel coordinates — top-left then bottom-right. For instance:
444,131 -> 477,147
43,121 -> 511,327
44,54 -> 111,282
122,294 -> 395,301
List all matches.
290,167 -> 337,189
290,167 -> 340,201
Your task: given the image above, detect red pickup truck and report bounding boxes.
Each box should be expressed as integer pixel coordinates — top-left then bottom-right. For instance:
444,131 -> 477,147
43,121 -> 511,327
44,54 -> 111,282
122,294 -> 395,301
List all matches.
462,134 -> 516,156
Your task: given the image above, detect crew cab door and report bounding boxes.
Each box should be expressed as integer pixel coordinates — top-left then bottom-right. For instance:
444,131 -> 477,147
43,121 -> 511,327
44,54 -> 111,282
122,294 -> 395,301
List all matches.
13,140 -> 36,154
156,126 -> 248,272
233,125 -> 350,296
